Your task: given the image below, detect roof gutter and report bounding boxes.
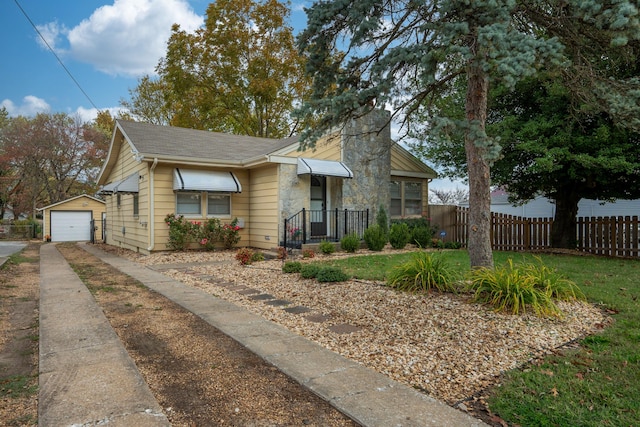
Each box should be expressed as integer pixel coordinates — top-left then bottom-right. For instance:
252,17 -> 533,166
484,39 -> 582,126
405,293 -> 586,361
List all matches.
147,158 -> 158,252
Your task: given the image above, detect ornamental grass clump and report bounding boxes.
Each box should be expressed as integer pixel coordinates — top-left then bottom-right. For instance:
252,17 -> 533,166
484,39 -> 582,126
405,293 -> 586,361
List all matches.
467,258 -> 583,317
386,251 -> 457,293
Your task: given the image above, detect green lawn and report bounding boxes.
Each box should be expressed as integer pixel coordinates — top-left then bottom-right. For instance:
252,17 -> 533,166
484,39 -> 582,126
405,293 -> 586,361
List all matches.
312,250 -> 640,426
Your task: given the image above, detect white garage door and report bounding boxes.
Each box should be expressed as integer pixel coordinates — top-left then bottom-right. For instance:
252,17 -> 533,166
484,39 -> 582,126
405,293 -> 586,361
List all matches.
51,211 -> 92,242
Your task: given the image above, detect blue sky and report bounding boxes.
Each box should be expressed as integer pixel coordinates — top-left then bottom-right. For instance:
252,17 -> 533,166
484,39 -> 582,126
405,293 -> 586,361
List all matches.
1,0 -> 462,192
1,0 -> 310,122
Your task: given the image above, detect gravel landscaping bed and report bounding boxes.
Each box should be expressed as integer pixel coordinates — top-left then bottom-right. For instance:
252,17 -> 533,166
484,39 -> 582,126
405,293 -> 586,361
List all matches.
105,245 -> 609,409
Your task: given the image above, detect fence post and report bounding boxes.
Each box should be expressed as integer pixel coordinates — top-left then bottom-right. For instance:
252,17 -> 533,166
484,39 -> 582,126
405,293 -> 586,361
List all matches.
302,208 -> 307,244
334,208 -> 339,241
283,217 -> 288,249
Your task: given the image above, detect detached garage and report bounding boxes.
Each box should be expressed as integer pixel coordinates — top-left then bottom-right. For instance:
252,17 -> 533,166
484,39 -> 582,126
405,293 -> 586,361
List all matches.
39,195 -> 105,242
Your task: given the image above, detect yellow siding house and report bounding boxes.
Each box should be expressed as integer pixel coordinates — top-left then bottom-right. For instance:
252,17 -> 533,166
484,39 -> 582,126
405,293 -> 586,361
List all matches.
39,195 -> 105,242
97,110 -> 437,254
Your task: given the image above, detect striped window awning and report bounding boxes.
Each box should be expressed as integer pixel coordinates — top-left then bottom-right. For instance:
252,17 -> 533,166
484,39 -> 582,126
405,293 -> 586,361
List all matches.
99,173 -> 139,194
173,168 -> 242,193
296,157 -> 353,178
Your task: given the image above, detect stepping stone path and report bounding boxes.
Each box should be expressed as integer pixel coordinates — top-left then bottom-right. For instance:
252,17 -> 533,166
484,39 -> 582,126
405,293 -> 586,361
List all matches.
199,274 -> 362,334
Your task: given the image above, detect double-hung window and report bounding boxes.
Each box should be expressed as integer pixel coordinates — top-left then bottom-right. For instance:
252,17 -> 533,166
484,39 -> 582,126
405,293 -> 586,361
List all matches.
176,192 -> 202,215
176,192 -> 231,217
207,194 -> 231,216
390,180 -> 423,217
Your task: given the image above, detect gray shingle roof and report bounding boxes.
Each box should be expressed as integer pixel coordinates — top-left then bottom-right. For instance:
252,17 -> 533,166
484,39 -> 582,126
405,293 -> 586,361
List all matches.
117,120 -> 298,163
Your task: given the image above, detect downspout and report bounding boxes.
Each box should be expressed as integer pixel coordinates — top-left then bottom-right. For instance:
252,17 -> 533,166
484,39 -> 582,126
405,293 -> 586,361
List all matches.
147,158 -> 158,252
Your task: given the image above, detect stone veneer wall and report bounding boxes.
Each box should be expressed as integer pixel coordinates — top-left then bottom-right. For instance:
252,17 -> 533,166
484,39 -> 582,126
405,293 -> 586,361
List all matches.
341,110 -> 392,224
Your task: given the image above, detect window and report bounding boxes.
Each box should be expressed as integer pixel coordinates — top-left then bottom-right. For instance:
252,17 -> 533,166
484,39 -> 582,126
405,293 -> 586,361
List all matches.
133,194 -> 139,216
176,192 -> 201,215
175,192 -> 232,217
389,180 -> 423,217
207,194 -> 231,216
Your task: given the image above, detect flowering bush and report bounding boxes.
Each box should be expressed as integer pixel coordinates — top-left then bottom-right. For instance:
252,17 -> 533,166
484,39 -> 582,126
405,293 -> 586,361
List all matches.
165,214 -> 242,251
235,247 -> 254,265
220,218 -> 241,249
287,225 -> 302,239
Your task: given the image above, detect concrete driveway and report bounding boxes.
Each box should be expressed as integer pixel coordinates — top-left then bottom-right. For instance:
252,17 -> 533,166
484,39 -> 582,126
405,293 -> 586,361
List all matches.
0,241 -> 28,267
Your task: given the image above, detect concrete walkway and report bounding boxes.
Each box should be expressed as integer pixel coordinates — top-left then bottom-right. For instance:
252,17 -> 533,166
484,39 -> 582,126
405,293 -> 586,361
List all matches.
39,244 -> 170,426
76,243 -> 487,427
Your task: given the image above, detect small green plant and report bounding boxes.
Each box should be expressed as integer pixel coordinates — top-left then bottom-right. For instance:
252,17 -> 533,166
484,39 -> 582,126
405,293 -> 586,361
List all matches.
364,224 -> 387,251
318,240 -> 336,255
282,261 -> 302,273
386,251 -> 457,293
444,241 -> 462,249
302,248 -> 316,258
251,251 -> 265,262
389,222 -> 411,249
300,263 -> 321,279
235,247 -> 255,265
431,238 -> 445,249
340,232 -> 360,253
467,259 -> 562,317
316,266 -> 349,282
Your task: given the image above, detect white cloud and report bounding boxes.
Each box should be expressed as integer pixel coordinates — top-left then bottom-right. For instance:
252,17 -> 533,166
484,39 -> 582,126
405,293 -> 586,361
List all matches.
1,96 -> 51,117
35,21 -> 67,50
57,0 -> 203,77
74,106 -> 127,123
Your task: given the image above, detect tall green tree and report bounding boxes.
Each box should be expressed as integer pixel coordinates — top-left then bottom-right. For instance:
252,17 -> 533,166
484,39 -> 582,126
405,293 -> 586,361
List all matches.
296,0 -> 640,268
490,76 -> 640,248
155,0 -> 310,138
120,76 -> 174,126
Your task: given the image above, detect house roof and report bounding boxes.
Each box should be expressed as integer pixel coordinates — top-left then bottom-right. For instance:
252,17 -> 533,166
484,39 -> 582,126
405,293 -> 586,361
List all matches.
37,194 -> 105,211
118,120 -> 297,163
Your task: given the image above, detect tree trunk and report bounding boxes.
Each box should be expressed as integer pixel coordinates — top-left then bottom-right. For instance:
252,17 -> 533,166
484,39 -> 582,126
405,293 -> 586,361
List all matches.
551,187 -> 581,248
465,61 -> 494,269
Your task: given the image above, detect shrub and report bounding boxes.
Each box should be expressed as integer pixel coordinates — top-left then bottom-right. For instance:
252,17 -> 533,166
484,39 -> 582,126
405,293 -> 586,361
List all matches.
444,241 -> 462,249
198,217 -> 221,251
316,266 -> 349,283
165,213 -> 198,250
318,240 -> 336,255
386,251 -> 457,293
389,222 -> 411,249
300,263 -> 321,279
302,248 -> 315,258
431,238 -> 445,249
364,224 -> 387,251
220,219 -> 242,249
277,246 -> 288,260
282,261 -> 302,273
411,226 -> 434,248
376,205 -> 389,237
251,251 -> 265,262
235,247 -> 255,265
340,232 -> 360,253
466,259 -> 575,317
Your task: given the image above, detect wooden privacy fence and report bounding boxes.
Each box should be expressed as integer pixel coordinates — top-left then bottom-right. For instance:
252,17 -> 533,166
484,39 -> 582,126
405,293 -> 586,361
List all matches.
428,205 -> 640,257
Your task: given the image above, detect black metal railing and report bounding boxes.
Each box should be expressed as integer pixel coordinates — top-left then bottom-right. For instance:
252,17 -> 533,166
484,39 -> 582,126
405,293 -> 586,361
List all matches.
283,208 -> 369,249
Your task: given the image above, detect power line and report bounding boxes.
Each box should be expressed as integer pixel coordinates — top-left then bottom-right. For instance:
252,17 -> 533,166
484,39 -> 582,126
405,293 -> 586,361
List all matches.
13,0 -> 101,112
